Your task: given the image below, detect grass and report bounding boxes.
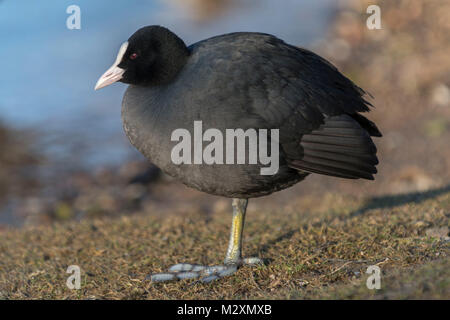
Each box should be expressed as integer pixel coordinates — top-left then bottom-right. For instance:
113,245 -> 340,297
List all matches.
0,186 -> 449,299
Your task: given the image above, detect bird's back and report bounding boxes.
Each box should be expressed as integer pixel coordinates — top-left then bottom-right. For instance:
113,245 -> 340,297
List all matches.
122,32 -> 380,198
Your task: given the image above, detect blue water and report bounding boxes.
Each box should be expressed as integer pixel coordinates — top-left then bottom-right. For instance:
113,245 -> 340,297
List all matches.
0,0 -> 335,167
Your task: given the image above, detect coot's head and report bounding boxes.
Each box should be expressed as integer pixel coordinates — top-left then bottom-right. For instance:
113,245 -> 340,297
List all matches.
95,26 -> 189,90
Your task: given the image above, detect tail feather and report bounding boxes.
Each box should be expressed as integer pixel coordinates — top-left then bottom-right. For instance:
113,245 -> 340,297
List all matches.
288,114 -> 380,180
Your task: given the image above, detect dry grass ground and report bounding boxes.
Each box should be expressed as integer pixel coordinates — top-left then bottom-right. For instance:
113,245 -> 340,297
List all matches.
0,0 -> 449,300
1,185 -> 448,299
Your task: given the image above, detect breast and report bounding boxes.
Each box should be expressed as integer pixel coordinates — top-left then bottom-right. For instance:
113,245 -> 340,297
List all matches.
122,67 -> 306,198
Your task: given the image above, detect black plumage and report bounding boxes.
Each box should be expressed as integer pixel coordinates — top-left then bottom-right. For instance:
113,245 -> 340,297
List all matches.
117,27 -> 381,198
95,26 -> 381,282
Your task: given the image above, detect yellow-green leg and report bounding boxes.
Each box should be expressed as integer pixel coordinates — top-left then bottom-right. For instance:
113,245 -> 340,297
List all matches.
150,198 -> 263,283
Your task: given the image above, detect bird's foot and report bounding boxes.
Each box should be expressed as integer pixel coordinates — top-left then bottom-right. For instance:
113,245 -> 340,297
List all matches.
150,257 -> 263,283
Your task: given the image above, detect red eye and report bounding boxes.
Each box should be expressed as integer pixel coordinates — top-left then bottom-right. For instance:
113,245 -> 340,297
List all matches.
130,53 -> 138,60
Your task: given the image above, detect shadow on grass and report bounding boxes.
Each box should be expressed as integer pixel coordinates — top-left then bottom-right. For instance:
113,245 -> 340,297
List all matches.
255,184 -> 450,263
351,184 -> 450,217
257,229 -> 297,262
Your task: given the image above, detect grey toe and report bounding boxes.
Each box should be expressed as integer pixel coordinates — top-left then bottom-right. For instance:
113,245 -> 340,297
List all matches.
218,265 -> 238,277
169,263 -> 199,272
243,257 -> 264,266
151,273 -> 176,282
201,275 -> 220,283
151,257 -> 262,283
176,271 -> 200,280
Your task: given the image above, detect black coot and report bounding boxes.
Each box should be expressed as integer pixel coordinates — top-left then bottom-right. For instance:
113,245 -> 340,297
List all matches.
95,26 -> 381,283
